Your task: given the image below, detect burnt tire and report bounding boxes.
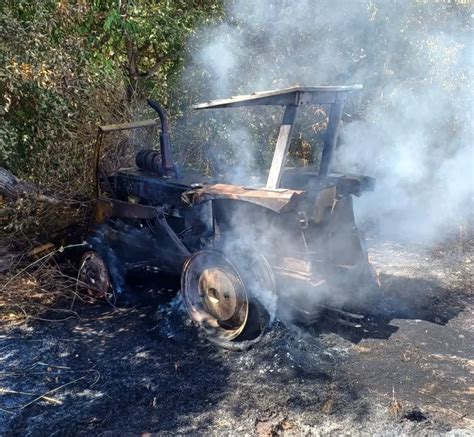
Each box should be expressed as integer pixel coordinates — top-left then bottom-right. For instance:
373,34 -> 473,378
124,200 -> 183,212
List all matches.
181,250 -> 275,351
78,251 -> 115,304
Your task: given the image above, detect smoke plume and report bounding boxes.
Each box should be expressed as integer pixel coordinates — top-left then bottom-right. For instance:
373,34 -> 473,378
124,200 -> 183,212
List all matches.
180,0 -> 473,243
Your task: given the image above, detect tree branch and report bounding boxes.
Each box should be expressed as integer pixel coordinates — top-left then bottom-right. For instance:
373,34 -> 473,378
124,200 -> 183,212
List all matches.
141,56 -> 167,80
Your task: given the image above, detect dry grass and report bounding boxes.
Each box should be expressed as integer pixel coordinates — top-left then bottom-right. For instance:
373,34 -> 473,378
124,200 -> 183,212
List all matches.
0,245 -> 99,327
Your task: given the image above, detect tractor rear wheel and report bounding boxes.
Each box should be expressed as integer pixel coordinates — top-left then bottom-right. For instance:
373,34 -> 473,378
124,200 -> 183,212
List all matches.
181,250 -> 274,350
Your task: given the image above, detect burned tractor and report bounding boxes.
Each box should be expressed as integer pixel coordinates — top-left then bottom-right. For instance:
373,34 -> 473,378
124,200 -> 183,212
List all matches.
80,86 -> 377,350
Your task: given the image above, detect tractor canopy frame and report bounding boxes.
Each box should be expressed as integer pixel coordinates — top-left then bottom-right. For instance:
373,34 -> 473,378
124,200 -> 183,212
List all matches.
193,85 -> 363,189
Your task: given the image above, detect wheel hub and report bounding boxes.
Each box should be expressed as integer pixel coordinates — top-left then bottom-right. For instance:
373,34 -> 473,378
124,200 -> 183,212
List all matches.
199,267 -> 245,324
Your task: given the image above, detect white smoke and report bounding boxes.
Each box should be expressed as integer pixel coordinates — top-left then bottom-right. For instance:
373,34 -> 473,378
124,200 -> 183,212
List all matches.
179,0 -> 473,244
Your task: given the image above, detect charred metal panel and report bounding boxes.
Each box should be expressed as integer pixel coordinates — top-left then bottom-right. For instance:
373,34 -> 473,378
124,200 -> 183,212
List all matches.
333,174 -> 376,197
95,222 -> 187,273
313,185 -> 337,224
193,85 -> 362,109
182,183 -> 304,213
281,169 -> 375,197
95,197 -> 158,223
114,170 -> 190,208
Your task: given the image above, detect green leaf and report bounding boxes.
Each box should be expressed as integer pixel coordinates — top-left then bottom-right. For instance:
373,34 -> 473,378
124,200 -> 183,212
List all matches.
104,8 -> 121,32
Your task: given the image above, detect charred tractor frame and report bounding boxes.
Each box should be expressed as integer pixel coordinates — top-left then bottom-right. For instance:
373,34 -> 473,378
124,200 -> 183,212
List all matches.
80,86 -> 377,350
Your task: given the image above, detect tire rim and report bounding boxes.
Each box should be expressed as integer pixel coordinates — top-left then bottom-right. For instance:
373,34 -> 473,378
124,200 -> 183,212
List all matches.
181,251 -> 250,342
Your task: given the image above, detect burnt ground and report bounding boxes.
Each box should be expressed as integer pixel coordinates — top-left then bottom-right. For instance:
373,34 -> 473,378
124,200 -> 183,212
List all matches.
0,238 -> 473,436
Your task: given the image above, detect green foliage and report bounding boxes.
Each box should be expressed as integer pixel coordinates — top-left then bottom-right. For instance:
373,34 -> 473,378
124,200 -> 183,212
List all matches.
0,1 -> 122,191
0,0 -> 223,193
80,0 -> 223,102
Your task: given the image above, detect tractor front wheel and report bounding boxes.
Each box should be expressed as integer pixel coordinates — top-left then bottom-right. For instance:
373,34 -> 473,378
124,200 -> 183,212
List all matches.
78,251 -> 115,304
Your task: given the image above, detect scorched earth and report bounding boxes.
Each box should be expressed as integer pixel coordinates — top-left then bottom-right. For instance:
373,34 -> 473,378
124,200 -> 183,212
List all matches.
0,237 -> 472,436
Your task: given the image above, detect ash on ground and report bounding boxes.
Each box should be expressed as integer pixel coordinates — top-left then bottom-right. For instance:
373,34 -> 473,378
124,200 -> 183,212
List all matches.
0,238 -> 472,435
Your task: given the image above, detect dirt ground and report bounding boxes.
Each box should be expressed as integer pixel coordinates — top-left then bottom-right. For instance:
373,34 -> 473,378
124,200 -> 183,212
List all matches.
1,238 -> 473,436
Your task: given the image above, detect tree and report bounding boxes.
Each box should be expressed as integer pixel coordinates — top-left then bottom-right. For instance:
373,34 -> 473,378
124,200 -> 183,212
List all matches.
89,0 -> 223,101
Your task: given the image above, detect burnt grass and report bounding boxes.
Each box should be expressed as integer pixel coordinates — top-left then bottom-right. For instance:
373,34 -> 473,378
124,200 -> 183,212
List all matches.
1,239 -> 473,435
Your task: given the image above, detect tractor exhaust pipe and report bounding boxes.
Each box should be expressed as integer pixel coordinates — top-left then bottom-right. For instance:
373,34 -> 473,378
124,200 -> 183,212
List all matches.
146,99 -> 177,177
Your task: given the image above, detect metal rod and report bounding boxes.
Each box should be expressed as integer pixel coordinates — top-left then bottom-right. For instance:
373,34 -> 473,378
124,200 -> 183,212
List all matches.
98,119 -> 158,133
319,101 -> 345,177
266,105 -> 298,189
93,131 -> 103,199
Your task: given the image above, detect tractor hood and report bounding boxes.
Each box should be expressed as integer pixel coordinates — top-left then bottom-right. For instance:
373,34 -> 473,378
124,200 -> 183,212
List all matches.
182,183 -> 304,213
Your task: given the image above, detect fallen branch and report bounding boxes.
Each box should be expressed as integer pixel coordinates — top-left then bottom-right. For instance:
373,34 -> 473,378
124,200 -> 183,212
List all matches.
0,167 -> 88,206
0,167 -> 21,200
